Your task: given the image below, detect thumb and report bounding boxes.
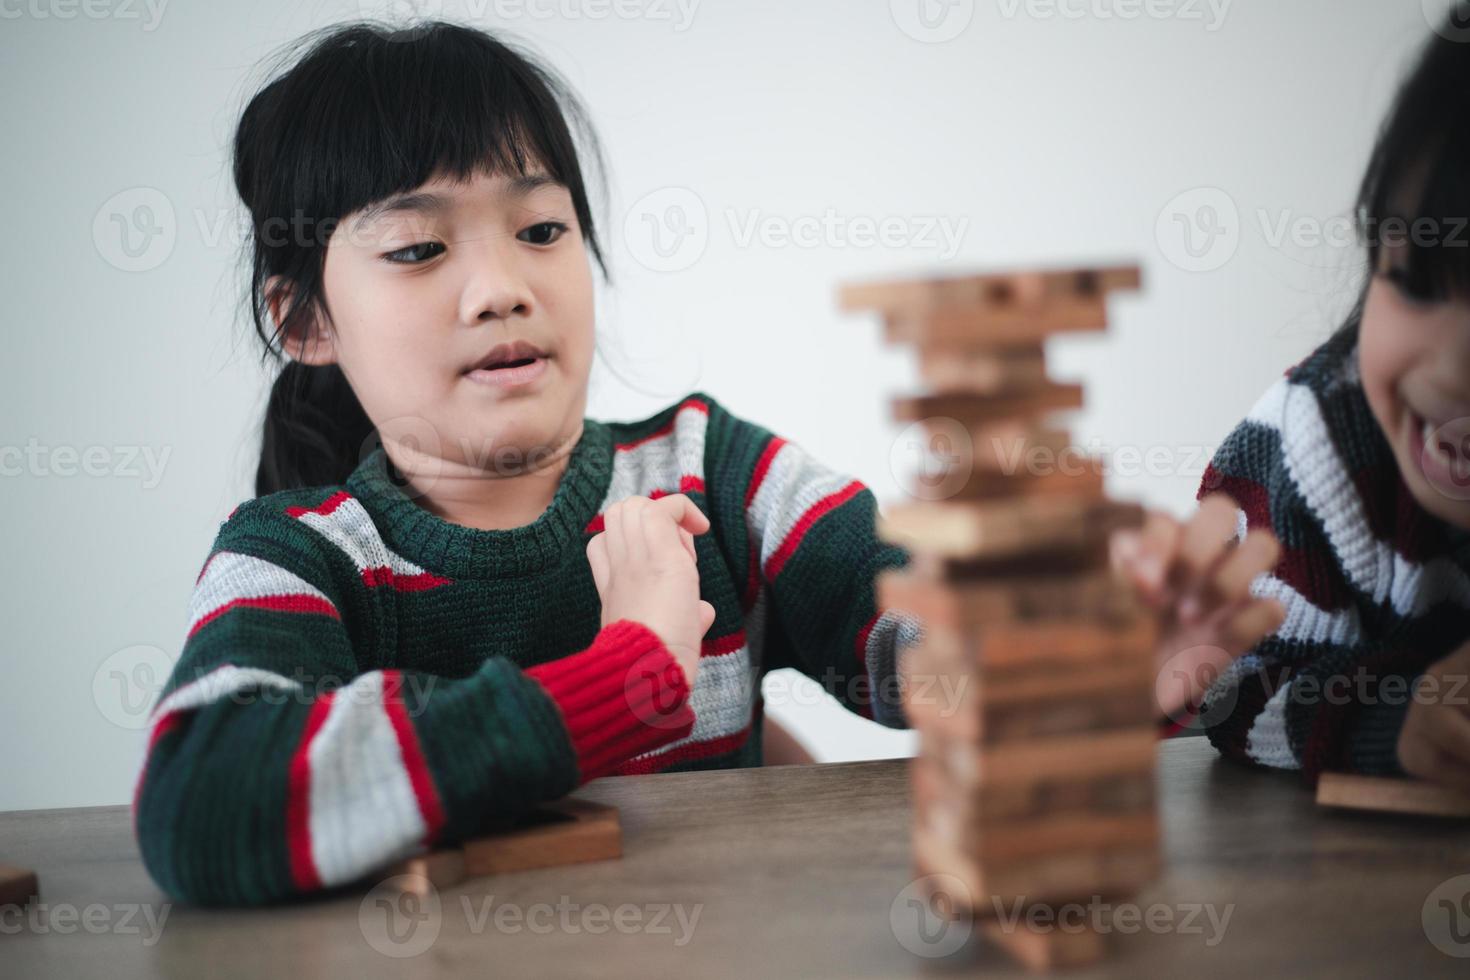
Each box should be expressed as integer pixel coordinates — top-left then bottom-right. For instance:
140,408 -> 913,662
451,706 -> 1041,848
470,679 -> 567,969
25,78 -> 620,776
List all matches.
698,599 -> 716,636
586,533 -> 609,596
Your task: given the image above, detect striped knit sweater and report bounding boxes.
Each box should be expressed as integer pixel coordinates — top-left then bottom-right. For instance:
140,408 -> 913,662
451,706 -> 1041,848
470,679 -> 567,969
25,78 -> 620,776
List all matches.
1196,324 -> 1470,783
134,391 -> 924,906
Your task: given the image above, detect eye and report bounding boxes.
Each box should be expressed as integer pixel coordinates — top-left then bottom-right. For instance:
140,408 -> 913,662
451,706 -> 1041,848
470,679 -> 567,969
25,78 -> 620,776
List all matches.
383,241 -> 446,265
518,221 -> 569,246
1384,263 -> 1446,305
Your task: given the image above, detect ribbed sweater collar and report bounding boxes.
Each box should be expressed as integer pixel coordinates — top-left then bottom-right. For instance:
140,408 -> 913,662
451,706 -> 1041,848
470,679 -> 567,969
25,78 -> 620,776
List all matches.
344,419 -> 613,579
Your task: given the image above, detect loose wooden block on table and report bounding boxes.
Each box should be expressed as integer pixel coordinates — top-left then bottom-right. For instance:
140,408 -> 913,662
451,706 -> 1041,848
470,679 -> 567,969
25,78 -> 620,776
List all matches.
383,798 -> 621,893
463,798 -> 622,875
838,264 -> 1141,315
0,864 -> 38,908
1316,772 -> 1470,818
387,848 -> 467,896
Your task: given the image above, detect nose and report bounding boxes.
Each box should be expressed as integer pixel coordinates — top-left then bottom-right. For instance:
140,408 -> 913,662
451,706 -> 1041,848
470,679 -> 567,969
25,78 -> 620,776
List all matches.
459,240 -> 534,325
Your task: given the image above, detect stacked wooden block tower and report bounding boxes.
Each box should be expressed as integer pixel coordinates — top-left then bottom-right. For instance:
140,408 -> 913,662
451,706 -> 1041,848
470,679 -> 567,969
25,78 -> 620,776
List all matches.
838,264 -> 1161,972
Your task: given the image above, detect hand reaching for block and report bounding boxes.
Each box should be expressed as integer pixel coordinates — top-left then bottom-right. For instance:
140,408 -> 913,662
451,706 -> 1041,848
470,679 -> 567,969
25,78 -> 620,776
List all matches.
1109,493 -> 1286,722
1396,640 -> 1470,791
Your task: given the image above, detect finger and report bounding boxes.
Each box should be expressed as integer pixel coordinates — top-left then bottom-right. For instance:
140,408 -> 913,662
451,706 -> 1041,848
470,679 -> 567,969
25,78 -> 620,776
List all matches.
698,599 -> 716,636
1171,495 -> 1242,621
650,493 -> 710,536
622,496 -> 650,562
1109,529 -> 1155,602
586,533 -> 609,593
1419,697 -> 1470,768
604,500 -> 627,567
678,525 -> 697,564
1404,737 -> 1470,790
1210,528 -> 1281,607
1174,494 -> 1240,585
1219,597 -> 1286,653
1133,510 -> 1182,597
641,495 -> 688,561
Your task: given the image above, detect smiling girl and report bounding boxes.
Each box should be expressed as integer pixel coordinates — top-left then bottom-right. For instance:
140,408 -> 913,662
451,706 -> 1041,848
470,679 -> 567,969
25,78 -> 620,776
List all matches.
1183,16 -> 1470,789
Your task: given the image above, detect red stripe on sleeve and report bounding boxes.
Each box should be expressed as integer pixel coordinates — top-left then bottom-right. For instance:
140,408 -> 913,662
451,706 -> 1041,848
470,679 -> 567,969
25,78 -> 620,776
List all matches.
286,693 -> 335,892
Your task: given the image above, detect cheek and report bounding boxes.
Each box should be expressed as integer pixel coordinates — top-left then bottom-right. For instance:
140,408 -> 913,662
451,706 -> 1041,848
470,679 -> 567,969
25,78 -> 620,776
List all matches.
1358,283 -> 1414,431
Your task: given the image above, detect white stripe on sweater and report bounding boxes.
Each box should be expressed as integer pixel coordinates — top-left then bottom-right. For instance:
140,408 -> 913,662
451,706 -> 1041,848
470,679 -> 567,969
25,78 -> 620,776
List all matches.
1245,682 -> 1297,768
148,663 -> 303,724
307,671 -> 425,887
747,440 -> 856,572
188,551 -> 336,635
1245,377 -> 1470,618
602,401 -> 709,504
291,495 -> 440,582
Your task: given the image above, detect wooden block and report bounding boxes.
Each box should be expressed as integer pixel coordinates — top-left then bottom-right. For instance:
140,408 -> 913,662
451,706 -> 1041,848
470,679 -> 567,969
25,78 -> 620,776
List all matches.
892,383 -> 1084,427
462,798 -> 622,876
973,769 -> 1157,823
916,345 -> 1050,395
923,461 -> 1106,504
913,823 -> 1159,910
385,849 -> 467,896
839,264 -> 1141,315
954,422 -> 1075,475
981,916 -> 1107,972
886,298 -> 1110,347
1316,772 -> 1470,818
974,811 -> 1160,863
982,686 -> 1155,745
878,565 -> 1141,628
978,728 -> 1156,785
0,865 -> 38,909
877,496 -> 1142,563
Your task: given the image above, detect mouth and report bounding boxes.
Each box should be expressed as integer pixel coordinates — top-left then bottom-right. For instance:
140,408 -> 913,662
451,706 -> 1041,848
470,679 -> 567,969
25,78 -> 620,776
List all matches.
463,340 -> 551,389
1407,405 -> 1470,489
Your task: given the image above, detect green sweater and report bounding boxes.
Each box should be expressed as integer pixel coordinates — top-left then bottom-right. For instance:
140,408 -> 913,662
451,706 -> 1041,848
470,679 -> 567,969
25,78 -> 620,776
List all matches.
134,391 -> 922,906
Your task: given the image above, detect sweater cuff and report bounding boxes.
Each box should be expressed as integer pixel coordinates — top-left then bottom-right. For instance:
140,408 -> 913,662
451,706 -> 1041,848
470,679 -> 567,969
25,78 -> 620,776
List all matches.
525,619 -> 696,783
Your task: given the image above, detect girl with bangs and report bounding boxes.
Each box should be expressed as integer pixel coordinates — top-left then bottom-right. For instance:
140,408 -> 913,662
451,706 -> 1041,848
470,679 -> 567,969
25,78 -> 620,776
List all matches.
135,19 -> 1283,906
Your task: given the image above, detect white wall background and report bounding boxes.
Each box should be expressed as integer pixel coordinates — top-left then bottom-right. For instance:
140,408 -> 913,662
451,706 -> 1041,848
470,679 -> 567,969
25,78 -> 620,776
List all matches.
0,0 -> 1452,809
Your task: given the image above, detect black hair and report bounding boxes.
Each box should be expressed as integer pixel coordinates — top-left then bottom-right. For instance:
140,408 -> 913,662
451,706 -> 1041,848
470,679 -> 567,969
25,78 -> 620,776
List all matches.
1338,5 -> 1470,340
234,20 -> 609,496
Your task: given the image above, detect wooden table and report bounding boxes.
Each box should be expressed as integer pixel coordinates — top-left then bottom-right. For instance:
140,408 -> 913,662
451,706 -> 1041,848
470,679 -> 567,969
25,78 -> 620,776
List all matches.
2,739 -> 1467,977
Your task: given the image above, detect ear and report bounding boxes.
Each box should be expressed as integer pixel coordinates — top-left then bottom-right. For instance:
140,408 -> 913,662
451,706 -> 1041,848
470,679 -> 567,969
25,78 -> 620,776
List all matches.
266,275 -> 338,367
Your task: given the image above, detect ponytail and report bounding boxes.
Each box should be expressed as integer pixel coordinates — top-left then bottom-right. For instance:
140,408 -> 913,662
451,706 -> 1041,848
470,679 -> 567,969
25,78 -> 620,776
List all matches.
255,360 -> 376,496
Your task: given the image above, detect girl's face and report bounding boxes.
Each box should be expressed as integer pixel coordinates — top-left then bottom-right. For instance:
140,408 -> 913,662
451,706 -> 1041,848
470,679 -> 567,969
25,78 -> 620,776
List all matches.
301,166 -> 596,476
1359,243 -> 1470,529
